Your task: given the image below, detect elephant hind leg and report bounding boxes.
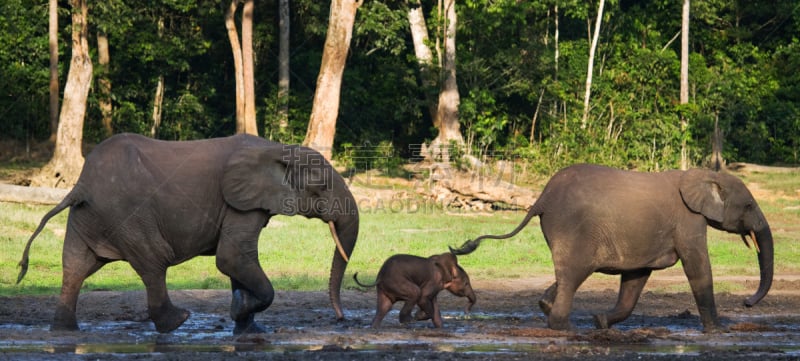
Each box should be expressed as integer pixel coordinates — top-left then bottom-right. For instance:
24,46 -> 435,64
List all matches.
53,234 -> 107,331
594,269 -> 651,329
538,282 -> 558,316
548,268 -> 592,331
371,291 -> 394,328
133,264 -> 190,333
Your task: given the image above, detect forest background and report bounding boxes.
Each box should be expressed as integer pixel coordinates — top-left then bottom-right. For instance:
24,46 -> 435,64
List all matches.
1,0 -> 798,178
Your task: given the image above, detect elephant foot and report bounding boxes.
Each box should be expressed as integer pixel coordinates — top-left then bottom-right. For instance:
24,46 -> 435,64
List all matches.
52,306 -> 79,332
230,289 -> 269,322
152,307 -> 190,333
414,310 -> 431,321
701,322 -> 727,334
593,313 -> 609,329
233,314 -> 267,335
51,319 -> 79,332
538,299 -> 553,316
547,317 -> 574,332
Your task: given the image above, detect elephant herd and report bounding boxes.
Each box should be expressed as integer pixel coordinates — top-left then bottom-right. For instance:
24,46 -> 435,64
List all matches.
17,134 -> 773,335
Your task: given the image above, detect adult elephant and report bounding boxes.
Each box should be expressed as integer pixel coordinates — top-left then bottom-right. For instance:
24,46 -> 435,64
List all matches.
17,133 -> 359,335
452,163 -> 773,332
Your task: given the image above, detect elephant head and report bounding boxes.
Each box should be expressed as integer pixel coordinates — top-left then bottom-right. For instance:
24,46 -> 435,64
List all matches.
679,169 -> 773,307
432,253 -> 477,313
221,144 -> 359,320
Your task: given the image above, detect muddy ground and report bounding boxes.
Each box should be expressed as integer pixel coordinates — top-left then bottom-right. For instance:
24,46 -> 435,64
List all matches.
1,275 -> 799,360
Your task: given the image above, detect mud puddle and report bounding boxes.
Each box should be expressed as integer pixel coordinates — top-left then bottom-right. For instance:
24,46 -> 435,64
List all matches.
2,287 -> 800,360
2,308 -> 800,360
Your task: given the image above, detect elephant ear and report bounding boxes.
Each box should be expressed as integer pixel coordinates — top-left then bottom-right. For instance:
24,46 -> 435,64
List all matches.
679,169 -> 725,223
431,253 -> 459,284
222,145 -> 296,215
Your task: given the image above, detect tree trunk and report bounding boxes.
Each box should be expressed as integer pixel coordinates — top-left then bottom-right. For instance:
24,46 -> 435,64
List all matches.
97,31 -> 113,137
151,75 -> 165,138
226,0 -> 247,134
430,0 -> 463,161
31,0 -> 92,188
48,0 -> 59,142
408,0 -> 438,122
277,0 -> 290,133
581,0 -> 605,130
242,0 -> 258,135
680,0 -> 690,170
303,0 -> 363,160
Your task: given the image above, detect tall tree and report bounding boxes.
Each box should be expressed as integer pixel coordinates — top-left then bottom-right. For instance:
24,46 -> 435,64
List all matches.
303,0 -> 363,160
680,0 -> 690,170
97,31 -> 113,137
32,0 -> 92,188
225,0 -> 258,136
430,0 -> 463,160
277,0 -> 291,133
48,0 -> 59,142
581,0 -> 605,129
408,0 -> 437,122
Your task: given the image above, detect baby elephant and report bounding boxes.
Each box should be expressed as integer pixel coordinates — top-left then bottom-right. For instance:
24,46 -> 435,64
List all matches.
354,252 -> 476,328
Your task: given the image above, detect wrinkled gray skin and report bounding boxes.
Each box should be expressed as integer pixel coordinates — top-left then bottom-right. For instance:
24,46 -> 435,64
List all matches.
353,252 -> 476,328
453,164 -> 773,333
17,133 -> 359,335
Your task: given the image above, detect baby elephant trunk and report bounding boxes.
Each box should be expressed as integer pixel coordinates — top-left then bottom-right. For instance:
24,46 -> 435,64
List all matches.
464,288 -> 477,314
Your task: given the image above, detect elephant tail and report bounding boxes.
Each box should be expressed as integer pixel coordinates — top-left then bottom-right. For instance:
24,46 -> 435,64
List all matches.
352,272 -> 378,288
17,189 -> 82,284
450,204 -> 541,255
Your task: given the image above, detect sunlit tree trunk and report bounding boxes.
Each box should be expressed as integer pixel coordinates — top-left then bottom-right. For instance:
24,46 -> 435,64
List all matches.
151,17 -> 165,138
97,31 -> 113,137
226,0 -> 258,136
32,0 -> 92,188
48,0 -> 59,142
242,0 -> 257,135
581,0 -> 605,130
680,0 -> 690,170
277,0 -> 290,133
430,0 -> 463,161
408,0 -> 437,122
151,75 -> 164,138
303,0 -> 362,160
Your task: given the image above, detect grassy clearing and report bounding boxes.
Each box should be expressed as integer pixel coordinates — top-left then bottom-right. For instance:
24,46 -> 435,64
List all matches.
0,171 -> 797,296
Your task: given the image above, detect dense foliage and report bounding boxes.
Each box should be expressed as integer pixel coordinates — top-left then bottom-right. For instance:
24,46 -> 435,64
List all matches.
1,0 -> 797,172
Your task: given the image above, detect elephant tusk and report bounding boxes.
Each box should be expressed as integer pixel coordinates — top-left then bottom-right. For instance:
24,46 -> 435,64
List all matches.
741,230 -> 760,254
741,234 -> 752,250
750,229 -> 760,254
329,221 -> 349,262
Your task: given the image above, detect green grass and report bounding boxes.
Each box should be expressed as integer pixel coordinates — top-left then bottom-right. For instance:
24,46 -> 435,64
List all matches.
1,170 -> 798,296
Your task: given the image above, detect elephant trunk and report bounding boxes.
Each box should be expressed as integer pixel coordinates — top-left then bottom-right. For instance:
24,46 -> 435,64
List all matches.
464,288 -> 477,314
328,213 -> 359,320
744,226 -> 774,307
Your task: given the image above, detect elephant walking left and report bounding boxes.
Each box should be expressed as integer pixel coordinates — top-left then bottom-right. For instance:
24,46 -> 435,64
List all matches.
17,133 -> 359,334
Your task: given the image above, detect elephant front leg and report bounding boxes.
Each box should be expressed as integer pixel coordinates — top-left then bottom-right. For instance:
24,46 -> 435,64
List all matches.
594,269 -> 651,329
230,279 -> 273,334
680,248 -> 724,333
217,211 -> 276,335
417,295 -> 443,328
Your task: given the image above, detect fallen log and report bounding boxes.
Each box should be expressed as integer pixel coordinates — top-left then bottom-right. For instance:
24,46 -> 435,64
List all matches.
727,162 -> 799,174
0,184 -> 69,205
423,163 -> 538,210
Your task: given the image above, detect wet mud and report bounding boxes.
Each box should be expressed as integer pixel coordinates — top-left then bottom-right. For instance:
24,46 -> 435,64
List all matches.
1,276 -> 800,360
